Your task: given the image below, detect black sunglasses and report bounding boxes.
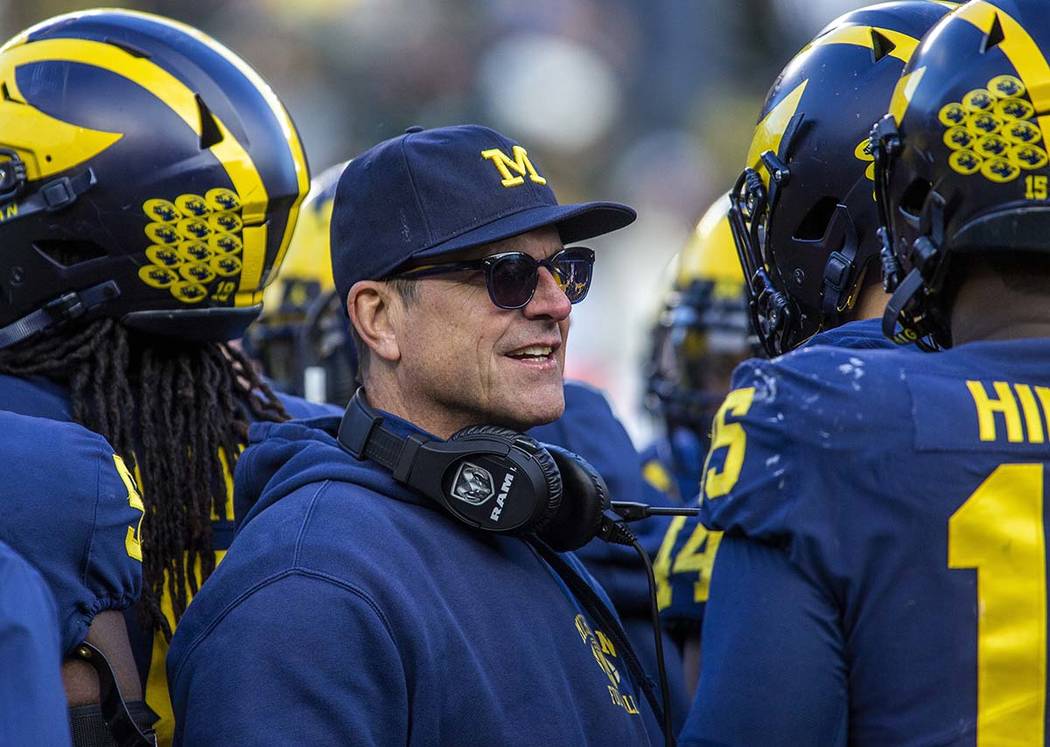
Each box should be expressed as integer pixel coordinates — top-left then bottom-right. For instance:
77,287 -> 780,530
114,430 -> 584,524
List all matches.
394,247 -> 595,310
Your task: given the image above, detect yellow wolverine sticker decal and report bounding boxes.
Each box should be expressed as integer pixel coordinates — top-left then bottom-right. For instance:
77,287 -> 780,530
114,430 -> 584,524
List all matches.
139,189 -> 246,304
935,74 -> 1045,184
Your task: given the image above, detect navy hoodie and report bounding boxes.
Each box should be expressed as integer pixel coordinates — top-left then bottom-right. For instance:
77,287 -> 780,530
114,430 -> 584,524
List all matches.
530,381 -> 689,732
167,411 -> 655,746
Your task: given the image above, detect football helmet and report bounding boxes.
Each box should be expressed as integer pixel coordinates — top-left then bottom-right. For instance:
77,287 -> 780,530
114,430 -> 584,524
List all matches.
0,9 -> 309,346
244,161 -> 357,403
645,193 -> 751,441
873,0 -> 1050,349
728,1 -> 955,356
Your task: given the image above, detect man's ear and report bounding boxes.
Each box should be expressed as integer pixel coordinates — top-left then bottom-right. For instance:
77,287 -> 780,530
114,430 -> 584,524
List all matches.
347,281 -> 402,364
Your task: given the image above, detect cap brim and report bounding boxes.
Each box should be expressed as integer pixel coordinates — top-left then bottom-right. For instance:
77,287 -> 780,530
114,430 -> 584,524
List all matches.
411,201 -> 636,261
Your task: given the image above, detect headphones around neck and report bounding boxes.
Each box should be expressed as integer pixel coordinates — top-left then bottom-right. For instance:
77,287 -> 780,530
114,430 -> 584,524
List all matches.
337,389 -> 610,552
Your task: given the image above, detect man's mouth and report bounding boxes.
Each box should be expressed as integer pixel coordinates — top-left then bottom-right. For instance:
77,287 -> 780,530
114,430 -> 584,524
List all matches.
507,344 -> 554,361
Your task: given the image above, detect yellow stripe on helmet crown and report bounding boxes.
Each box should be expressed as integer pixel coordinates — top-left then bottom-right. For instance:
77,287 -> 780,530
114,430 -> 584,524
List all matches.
956,1 -> 1050,147
747,23 -> 926,183
0,34 -> 270,307
746,79 -> 808,174
113,9 -> 311,291
888,66 -> 928,126
805,24 -> 921,64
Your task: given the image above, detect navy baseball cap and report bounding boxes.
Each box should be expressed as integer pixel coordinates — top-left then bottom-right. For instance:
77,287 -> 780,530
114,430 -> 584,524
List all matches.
330,124 -> 636,306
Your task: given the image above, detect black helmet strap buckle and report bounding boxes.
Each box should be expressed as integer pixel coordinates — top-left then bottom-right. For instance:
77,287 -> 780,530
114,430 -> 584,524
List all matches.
0,167 -> 97,227
820,204 -> 861,317
0,148 -> 27,204
0,279 -> 120,349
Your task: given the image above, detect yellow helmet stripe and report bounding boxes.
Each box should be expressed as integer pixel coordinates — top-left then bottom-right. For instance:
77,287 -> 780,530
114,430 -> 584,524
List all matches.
746,79 -> 808,173
104,9 -> 310,290
3,35 -> 270,307
957,1 -> 1050,146
888,66 -> 928,125
808,24 -> 921,64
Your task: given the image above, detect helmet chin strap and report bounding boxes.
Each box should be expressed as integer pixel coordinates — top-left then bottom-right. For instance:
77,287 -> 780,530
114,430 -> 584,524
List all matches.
0,280 -> 120,349
881,191 -> 950,351
0,161 -> 96,224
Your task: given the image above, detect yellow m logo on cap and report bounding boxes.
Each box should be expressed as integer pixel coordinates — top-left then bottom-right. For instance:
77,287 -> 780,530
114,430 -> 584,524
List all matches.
481,145 -> 547,187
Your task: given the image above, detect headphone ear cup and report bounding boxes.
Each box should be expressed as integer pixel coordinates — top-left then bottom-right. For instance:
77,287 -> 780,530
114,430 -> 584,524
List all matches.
540,444 -> 610,552
449,425 -> 562,533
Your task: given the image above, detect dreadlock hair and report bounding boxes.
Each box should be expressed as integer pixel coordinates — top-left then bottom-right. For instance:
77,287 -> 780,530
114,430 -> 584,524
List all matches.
0,317 -> 289,639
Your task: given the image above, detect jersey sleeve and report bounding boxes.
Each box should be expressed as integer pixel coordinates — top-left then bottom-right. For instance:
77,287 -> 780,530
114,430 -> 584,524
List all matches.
697,351 -> 878,586
168,572 -> 408,746
0,541 -> 73,747
678,534 -> 847,747
0,411 -> 143,652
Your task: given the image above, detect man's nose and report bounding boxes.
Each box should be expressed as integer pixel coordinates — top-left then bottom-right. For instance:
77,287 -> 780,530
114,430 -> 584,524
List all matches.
522,266 -> 572,321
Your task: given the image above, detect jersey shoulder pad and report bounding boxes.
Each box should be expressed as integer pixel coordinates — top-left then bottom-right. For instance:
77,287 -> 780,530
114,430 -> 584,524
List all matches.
699,349 -> 909,544
0,411 -> 143,652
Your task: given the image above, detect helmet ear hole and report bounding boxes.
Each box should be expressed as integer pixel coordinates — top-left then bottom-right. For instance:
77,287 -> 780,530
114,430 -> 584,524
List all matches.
793,195 -> 838,241
898,179 -> 932,227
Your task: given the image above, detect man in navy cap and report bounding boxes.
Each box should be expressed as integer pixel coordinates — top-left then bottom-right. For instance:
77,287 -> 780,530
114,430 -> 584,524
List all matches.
167,125 -> 656,745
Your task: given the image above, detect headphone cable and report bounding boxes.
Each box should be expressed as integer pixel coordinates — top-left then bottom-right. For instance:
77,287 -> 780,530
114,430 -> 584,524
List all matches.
601,519 -> 676,747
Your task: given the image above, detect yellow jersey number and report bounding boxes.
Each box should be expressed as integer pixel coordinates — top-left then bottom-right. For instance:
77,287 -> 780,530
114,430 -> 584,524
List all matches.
653,387 -> 755,611
113,454 -> 145,561
654,517 -> 722,611
702,387 -> 755,499
948,463 -> 1046,745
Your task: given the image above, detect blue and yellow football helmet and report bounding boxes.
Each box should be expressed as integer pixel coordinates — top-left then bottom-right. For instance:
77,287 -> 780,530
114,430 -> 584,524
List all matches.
645,193 -> 752,442
0,9 -> 309,346
873,0 -> 1049,348
728,1 -> 956,356
245,161 -> 357,403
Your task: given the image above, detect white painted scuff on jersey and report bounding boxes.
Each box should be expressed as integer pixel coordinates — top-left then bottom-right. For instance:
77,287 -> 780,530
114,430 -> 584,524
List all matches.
837,356 -> 866,391
752,366 -> 779,403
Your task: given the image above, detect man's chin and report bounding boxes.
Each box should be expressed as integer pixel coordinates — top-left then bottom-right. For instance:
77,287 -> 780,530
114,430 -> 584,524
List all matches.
491,387 -> 565,431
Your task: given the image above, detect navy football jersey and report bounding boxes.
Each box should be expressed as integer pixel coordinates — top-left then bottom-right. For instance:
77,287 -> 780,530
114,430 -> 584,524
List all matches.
0,373 -> 338,745
680,337 -> 1050,745
0,409 -> 142,654
0,539 -> 72,746
655,318 -> 901,631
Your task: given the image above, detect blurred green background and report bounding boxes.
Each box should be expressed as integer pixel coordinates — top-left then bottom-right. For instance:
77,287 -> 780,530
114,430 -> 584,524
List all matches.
0,0 -> 875,440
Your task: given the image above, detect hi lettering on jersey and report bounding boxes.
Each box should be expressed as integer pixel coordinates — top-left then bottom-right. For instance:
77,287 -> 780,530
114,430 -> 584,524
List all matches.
967,379 -> 1050,444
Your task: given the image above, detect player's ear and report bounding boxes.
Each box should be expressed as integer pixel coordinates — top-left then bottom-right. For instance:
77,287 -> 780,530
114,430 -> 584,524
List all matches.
347,281 -> 402,364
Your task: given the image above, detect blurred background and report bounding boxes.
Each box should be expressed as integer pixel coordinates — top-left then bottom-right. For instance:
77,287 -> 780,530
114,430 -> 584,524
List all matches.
0,0 -> 877,443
